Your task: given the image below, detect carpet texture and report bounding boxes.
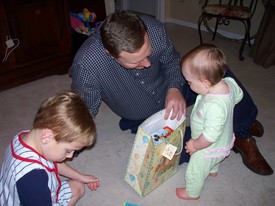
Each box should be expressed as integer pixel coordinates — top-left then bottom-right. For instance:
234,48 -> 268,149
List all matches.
0,23 -> 275,206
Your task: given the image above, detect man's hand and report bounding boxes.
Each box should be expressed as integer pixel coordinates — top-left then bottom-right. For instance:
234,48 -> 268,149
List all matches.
165,88 -> 186,120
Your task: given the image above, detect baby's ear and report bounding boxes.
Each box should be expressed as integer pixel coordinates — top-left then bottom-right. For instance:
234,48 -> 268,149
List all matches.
40,129 -> 55,144
202,78 -> 211,88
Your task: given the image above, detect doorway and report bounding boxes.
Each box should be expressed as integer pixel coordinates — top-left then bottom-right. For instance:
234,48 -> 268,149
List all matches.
115,0 -> 165,22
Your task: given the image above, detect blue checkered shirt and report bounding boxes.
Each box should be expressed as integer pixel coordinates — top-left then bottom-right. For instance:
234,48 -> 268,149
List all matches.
69,15 -> 185,120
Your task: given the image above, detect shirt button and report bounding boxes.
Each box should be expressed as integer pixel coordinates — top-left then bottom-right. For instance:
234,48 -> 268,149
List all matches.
152,91 -> 155,94
136,72 -> 139,76
141,81 -> 144,84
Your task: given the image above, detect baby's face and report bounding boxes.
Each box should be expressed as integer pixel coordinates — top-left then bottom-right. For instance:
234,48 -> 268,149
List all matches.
182,65 -> 208,95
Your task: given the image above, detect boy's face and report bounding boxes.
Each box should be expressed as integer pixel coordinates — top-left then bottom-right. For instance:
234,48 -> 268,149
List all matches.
43,139 -> 84,162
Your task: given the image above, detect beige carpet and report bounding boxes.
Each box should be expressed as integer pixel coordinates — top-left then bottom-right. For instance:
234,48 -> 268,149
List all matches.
1,23 -> 275,206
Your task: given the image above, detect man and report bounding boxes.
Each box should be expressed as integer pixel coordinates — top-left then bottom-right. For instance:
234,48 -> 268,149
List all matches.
69,11 -> 273,175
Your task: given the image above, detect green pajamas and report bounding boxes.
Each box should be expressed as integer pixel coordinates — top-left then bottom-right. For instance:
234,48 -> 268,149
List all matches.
185,139 -> 233,197
185,77 -> 243,198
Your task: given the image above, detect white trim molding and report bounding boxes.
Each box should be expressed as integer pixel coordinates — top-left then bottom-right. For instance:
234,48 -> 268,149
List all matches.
156,0 -> 165,22
104,0 -> 115,15
164,17 -> 245,41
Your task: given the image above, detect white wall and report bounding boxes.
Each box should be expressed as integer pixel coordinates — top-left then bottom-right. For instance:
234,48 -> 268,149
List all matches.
124,0 -> 157,16
115,0 -> 165,22
165,0 -> 265,39
104,0 -> 115,15
110,0 -> 265,39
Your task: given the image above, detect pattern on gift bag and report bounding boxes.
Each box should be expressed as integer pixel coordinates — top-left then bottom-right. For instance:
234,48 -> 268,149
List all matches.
144,129 -> 182,196
125,109 -> 186,196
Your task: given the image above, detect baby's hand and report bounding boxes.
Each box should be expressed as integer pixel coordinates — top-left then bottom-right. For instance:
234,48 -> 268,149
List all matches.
82,175 -> 100,191
185,139 -> 197,155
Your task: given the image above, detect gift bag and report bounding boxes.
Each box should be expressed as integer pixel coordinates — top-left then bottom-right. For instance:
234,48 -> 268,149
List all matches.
125,109 -> 186,196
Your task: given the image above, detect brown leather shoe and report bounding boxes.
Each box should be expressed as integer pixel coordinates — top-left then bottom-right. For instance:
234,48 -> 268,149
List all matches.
250,120 -> 264,137
233,137 -> 273,175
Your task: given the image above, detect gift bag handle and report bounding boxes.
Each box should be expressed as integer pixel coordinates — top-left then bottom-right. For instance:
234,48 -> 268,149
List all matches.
174,129 -> 184,156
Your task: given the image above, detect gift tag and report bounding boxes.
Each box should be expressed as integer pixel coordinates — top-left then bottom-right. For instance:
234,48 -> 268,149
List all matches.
162,143 -> 177,160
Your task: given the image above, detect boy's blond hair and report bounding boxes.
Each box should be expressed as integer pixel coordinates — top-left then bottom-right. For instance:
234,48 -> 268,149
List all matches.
181,44 -> 228,86
33,91 -> 96,147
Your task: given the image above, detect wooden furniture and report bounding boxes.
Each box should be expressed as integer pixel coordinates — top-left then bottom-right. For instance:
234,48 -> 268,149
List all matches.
198,0 -> 258,61
0,0 -> 106,91
0,0 -> 73,91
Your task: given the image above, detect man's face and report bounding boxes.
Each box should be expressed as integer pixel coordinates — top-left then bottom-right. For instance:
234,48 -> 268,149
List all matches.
114,34 -> 152,69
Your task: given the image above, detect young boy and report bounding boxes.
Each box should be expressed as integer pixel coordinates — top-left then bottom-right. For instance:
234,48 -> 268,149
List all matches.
0,91 -> 100,206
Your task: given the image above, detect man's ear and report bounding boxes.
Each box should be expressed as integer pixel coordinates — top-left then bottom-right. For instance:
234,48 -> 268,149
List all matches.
40,129 -> 55,144
104,49 -> 110,55
104,49 -> 115,59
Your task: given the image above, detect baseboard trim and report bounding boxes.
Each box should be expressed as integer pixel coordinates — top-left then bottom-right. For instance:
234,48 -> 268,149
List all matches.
164,17 -> 246,41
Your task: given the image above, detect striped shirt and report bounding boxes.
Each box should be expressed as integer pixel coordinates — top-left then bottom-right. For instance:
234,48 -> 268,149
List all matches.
0,131 -> 71,206
69,15 -> 185,120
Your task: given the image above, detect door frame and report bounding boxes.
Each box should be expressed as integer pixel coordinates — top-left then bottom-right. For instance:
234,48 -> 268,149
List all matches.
121,0 -> 165,22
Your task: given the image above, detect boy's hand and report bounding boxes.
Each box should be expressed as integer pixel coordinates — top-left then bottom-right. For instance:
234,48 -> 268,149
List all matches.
87,178 -> 99,191
82,175 -> 100,191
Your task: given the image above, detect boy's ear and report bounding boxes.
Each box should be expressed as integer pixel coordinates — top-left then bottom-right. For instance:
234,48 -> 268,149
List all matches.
40,129 -> 55,144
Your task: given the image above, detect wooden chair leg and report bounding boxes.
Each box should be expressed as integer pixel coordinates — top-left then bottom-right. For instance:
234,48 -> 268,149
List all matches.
239,21 -> 249,61
198,15 -> 204,44
247,20 -> 252,47
212,18 -> 219,40
239,40 -> 245,61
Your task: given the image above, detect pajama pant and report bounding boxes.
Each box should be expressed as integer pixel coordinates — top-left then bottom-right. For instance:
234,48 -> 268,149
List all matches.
185,151 -> 225,198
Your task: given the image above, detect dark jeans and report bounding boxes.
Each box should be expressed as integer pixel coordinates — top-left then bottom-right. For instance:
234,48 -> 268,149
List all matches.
120,69 -> 258,164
